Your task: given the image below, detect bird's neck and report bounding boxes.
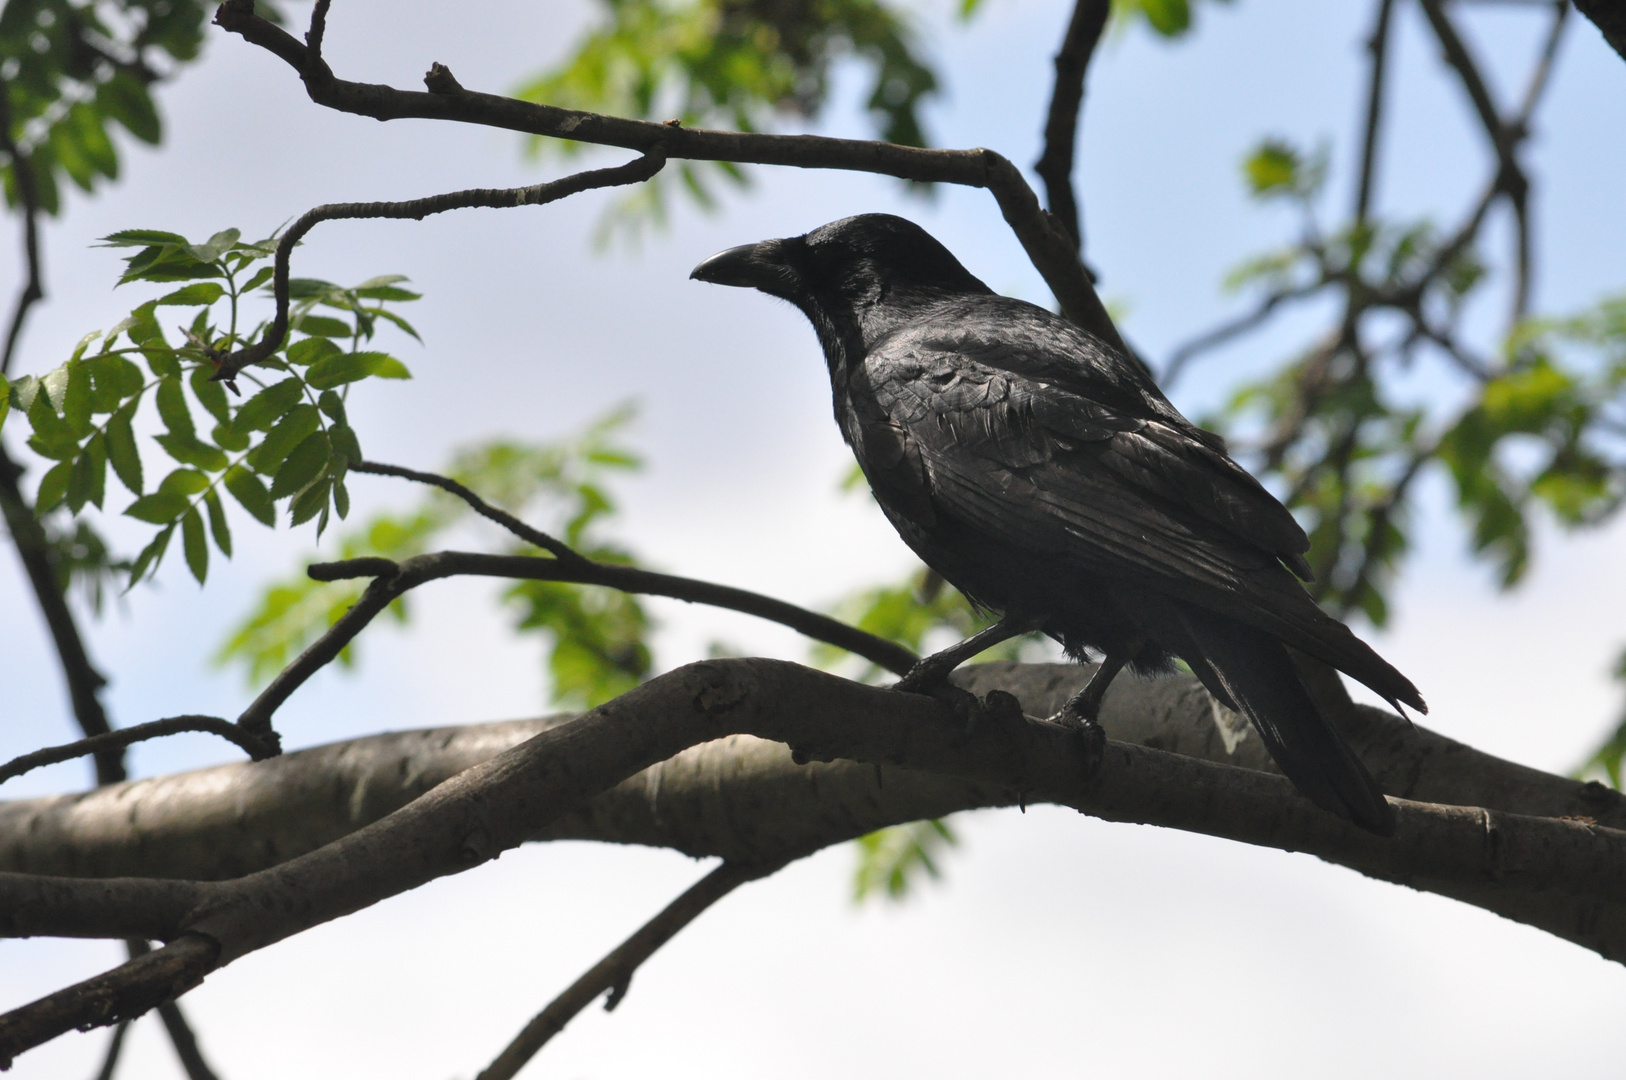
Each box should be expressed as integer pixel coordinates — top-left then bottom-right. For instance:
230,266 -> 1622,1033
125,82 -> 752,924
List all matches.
806,288 -> 954,378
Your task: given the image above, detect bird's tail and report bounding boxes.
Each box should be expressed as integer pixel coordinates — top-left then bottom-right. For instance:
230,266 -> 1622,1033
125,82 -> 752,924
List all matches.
1175,606 -> 1396,836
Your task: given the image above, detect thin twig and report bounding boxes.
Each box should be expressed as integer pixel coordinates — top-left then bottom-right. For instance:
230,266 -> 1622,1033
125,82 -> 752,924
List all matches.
1032,0 -> 1111,253
91,1021 -> 128,1080
1161,284 -> 1319,387
476,859 -> 789,1080
0,76 -> 44,379
0,716 -> 272,788
0,935 -> 219,1070
351,460 -> 582,562
234,548 -> 918,743
1354,0 -> 1397,225
214,152 -> 668,381
210,0 -> 1126,356
126,941 -> 222,1080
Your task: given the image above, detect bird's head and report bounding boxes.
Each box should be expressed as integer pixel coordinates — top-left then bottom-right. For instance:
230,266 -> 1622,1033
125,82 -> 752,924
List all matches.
690,215 -> 990,352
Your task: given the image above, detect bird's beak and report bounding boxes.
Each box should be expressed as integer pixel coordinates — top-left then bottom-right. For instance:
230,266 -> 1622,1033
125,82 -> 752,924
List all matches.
689,239 -> 795,291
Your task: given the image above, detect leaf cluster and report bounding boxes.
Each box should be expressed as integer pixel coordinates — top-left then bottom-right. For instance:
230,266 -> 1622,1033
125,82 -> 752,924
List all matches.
3,226 -> 418,587
1209,140 -> 1625,625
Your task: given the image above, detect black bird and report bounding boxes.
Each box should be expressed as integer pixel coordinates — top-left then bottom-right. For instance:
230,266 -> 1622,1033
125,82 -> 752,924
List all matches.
691,213 -> 1424,835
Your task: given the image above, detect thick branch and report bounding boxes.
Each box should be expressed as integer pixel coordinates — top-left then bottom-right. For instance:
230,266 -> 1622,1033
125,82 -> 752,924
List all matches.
209,0 -> 1126,356
0,439 -> 125,791
1033,0 -> 1111,253
5,658 -> 1626,1069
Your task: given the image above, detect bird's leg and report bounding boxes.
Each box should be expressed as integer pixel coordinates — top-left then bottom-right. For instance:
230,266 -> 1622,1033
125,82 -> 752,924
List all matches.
1049,643 -> 1143,772
894,612 -> 1047,695
1053,651 -> 1131,728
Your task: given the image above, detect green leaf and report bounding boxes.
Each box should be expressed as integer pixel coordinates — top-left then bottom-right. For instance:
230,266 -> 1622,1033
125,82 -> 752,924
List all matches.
35,461 -> 74,516
213,421 -> 251,453
96,73 -> 162,145
286,336 -> 342,368
352,276 -> 421,301
71,332 -> 102,364
154,433 -> 229,472
100,229 -> 190,248
190,366 -> 232,425
307,350 -> 412,390
292,315 -> 356,340
235,377 -> 305,432
182,506 -> 209,583
157,282 -> 227,307
289,476 -> 332,526
204,488 -> 233,557
62,362 -> 93,436
853,819 -> 960,903
155,378 -> 195,438
43,365 -> 71,411
189,229 -> 242,264
1244,140 -> 1300,197
127,525 -> 176,587
106,403 -> 144,495
248,404 -> 321,474
67,434 -> 108,513
125,492 -> 189,524
270,431 -> 332,499
160,468 -> 211,496
224,466 -> 276,526
239,266 -> 276,294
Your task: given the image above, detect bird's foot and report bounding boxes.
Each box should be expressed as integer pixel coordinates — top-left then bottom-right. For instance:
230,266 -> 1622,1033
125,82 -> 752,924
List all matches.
1047,699 -> 1107,777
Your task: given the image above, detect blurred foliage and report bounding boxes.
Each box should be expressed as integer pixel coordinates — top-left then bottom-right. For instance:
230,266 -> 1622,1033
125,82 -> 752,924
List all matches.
0,0 -> 218,215
517,0 -> 937,238
217,409 -> 651,710
5,226 -> 419,587
852,817 -> 958,903
1202,137 -> 1626,630
1110,0 -> 1233,38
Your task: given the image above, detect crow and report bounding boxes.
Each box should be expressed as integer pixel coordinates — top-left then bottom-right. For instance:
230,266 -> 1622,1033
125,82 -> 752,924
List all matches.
691,213 -> 1424,835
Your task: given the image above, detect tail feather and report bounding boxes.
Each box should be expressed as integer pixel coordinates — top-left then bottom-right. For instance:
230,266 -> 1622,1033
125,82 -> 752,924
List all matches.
1176,606 -> 1396,836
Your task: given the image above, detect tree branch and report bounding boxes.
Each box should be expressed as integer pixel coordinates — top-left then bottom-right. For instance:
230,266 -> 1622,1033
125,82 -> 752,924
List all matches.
5,658 -> 1626,1067
1353,0 -> 1397,224
0,76 -> 44,380
351,459 -> 583,561
208,0 -> 1127,357
213,152 -> 669,381
476,859 -> 787,1080
1161,283 -> 1320,386
1033,0 -> 1111,254
131,939 -> 222,1080
0,716 -> 272,788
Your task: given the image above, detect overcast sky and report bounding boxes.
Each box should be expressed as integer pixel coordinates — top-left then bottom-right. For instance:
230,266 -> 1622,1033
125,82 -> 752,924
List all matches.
4,1 -> 1626,1077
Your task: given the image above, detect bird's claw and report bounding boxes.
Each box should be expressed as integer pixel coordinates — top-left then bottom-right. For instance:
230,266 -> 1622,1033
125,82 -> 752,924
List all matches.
1048,702 -> 1107,775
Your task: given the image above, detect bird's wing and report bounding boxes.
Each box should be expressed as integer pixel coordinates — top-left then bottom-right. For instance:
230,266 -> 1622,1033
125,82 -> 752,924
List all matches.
867,303 -> 1312,568
855,328 -> 1423,711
